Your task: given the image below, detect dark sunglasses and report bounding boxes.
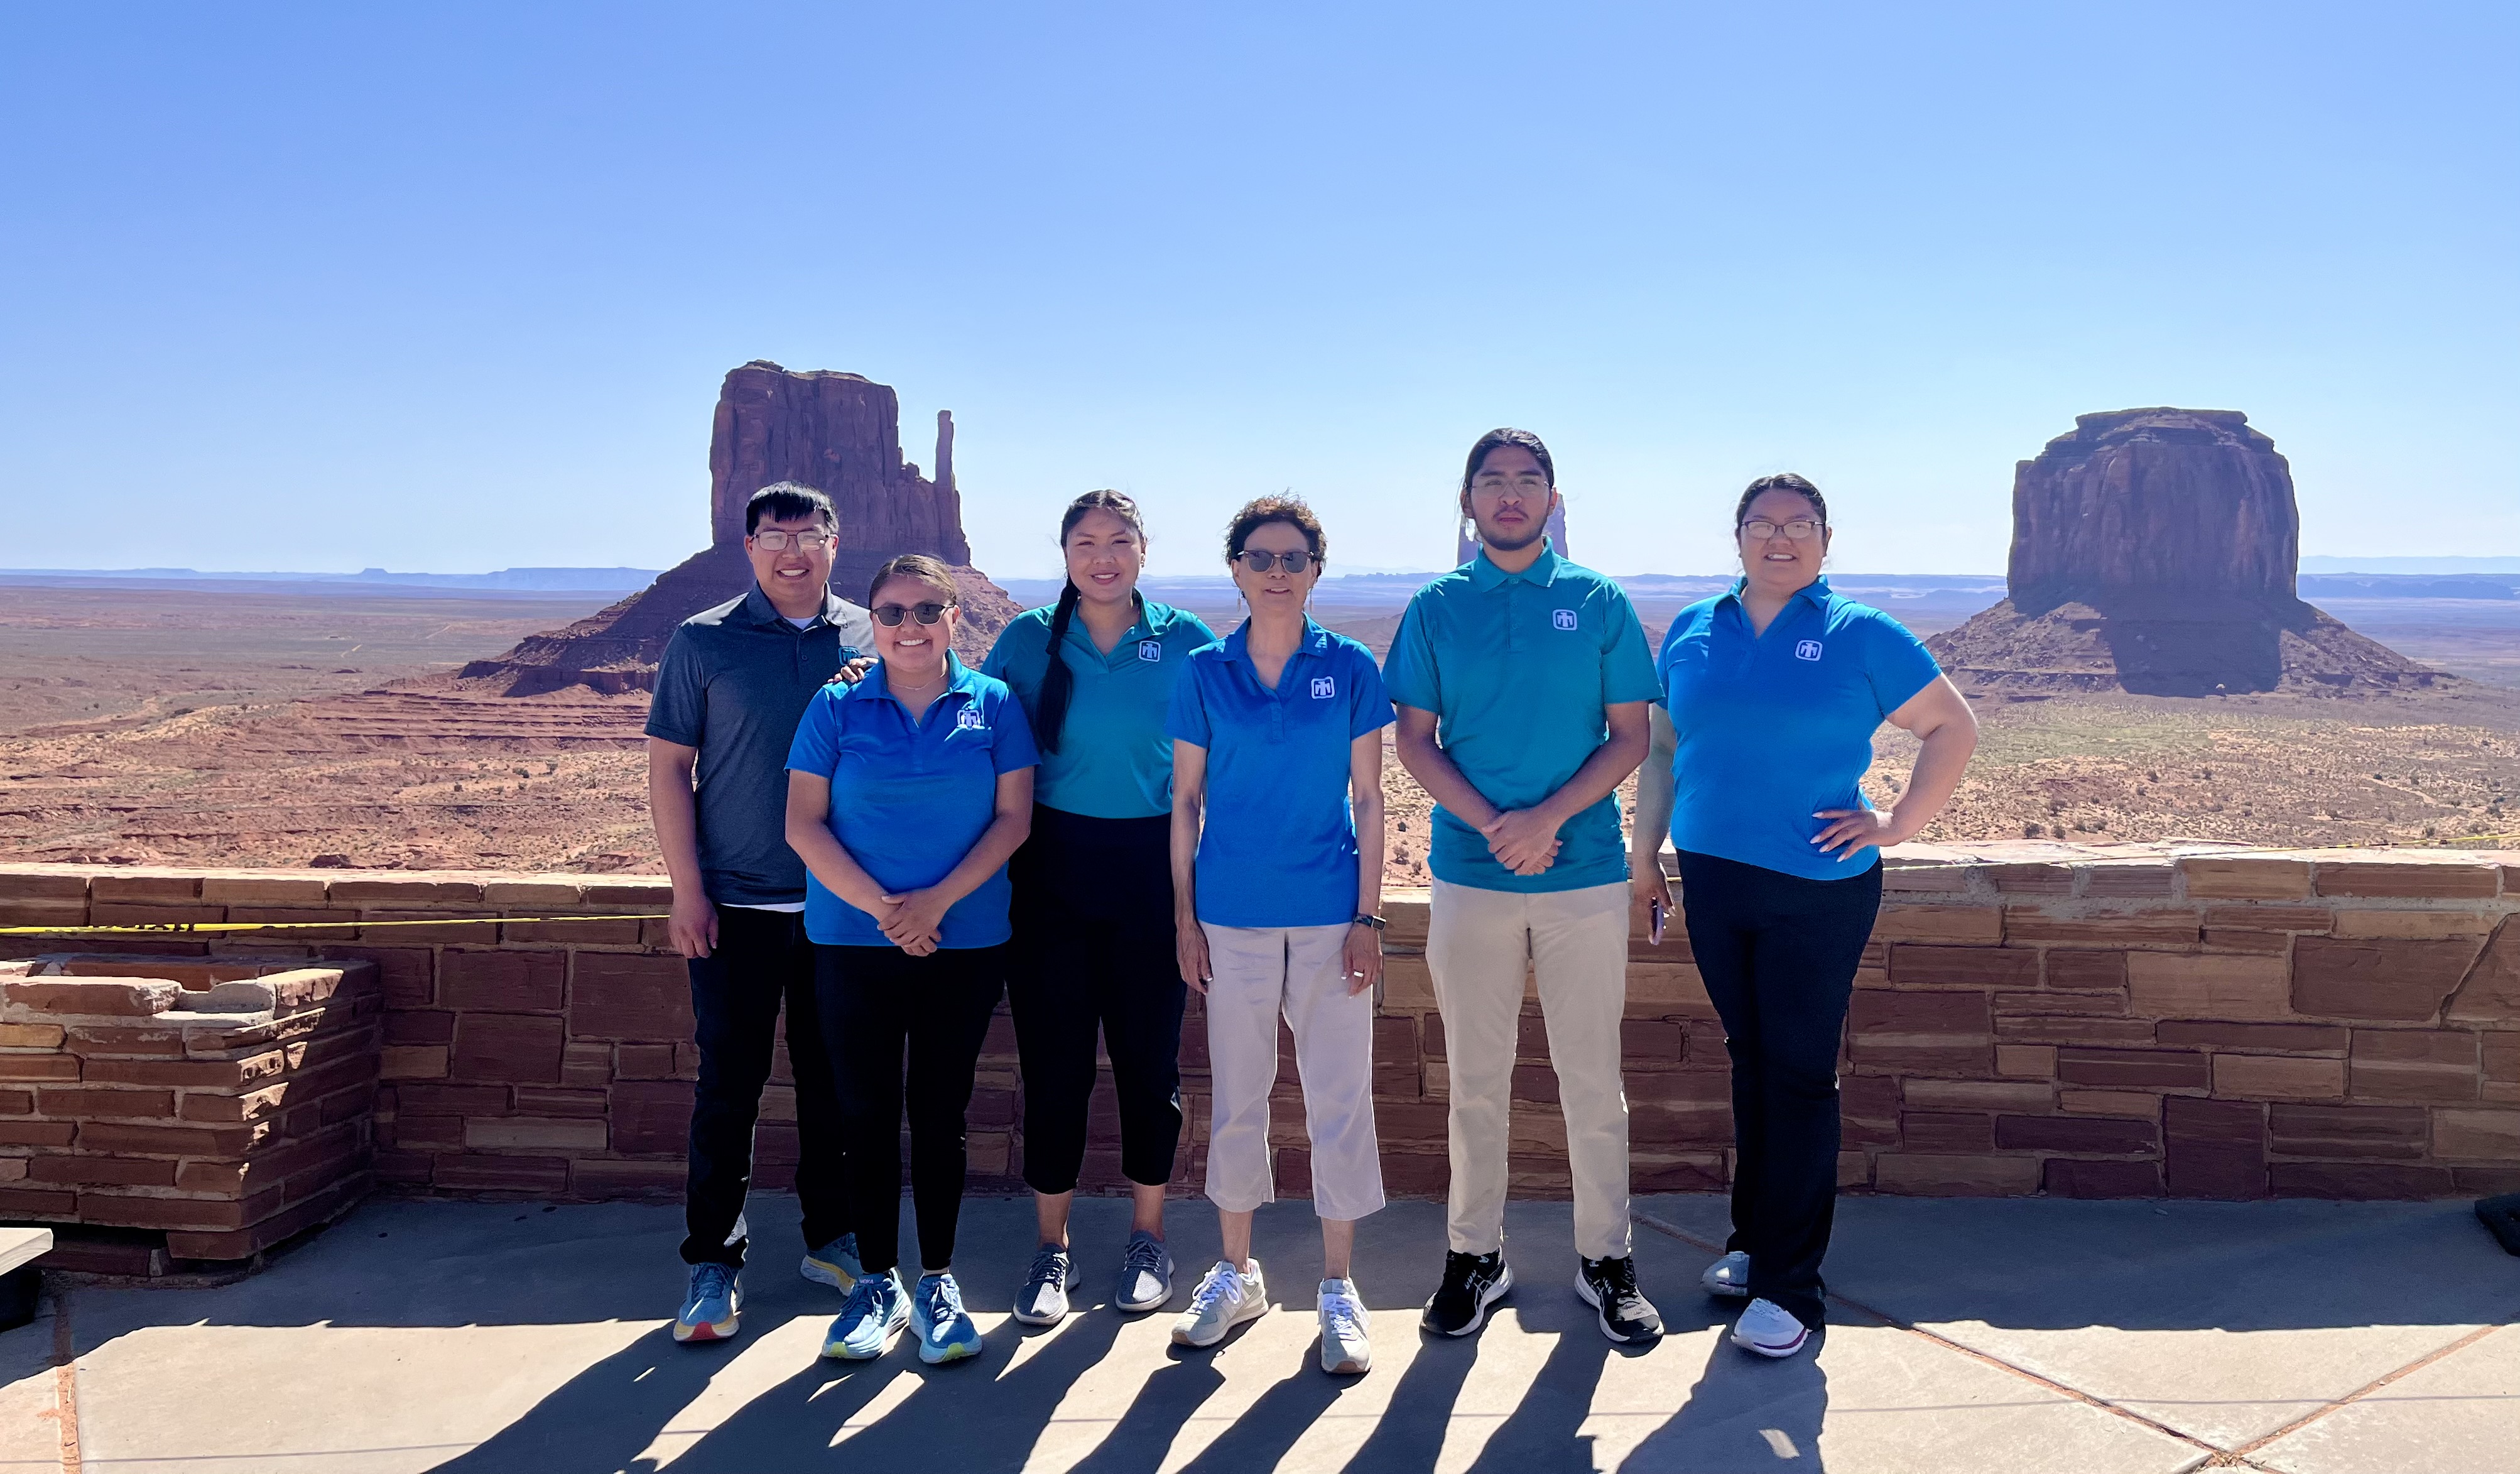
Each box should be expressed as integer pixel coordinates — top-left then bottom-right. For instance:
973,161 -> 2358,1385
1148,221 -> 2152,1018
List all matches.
871,601 -> 953,626
1233,549 -> 1317,574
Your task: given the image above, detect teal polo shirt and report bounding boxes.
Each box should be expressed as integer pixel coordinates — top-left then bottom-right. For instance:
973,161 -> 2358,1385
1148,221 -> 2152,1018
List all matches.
1383,541 -> 1661,893
982,598 -> 1216,819
1166,618 -> 1396,928
785,653 -> 1040,948
1658,576 -> 1940,880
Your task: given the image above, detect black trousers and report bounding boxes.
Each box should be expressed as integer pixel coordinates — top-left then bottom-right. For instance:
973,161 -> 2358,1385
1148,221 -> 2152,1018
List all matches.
1678,849 -> 1883,1329
1006,805 -> 1187,1195
816,943 -> 1006,1277
682,907 -> 849,1267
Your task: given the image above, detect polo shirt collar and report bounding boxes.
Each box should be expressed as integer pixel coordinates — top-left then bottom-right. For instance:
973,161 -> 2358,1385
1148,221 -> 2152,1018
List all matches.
1058,592 -> 1156,655
741,582 -> 850,629
1466,538 -> 1565,592
1222,616 -> 1332,672
1719,574 -> 1835,614
866,651 -> 979,707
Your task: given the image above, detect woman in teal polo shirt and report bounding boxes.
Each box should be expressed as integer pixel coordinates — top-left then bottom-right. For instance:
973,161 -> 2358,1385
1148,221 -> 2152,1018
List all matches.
785,554 -> 1039,1367
1164,496 -> 1394,1378
1631,473 -> 1977,1361
982,490 -> 1217,1324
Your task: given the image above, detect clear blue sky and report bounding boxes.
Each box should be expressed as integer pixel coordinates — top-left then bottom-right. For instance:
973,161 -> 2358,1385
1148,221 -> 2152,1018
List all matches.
4,3 -> 2512,579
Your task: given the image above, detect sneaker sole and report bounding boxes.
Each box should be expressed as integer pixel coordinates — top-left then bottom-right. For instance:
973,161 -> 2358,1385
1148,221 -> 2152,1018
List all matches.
920,1335 -> 984,1365
822,1316 -> 906,1361
800,1258 -> 859,1291
1732,1324 -> 1810,1359
1011,1299 -> 1068,1327
673,1314 -> 737,1343
1116,1284 -> 1173,1314
1702,1279 -> 1752,1299
1573,1273 -> 1663,1345
1424,1262 -> 1514,1338
1322,1347 -> 1371,1375
1171,1299 -> 1270,1348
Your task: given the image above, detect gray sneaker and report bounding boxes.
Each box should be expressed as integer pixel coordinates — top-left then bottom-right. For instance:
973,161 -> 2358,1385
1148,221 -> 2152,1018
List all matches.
1701,1250 -> 1751,1299
1116,1230 -> 1175,1314
1013,1245 -> 1072,1326
1171,1258 -> 1269,1347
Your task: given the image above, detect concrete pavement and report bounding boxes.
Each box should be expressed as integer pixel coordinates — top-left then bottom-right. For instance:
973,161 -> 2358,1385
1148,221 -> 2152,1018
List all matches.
3,1192 -> 2514,1473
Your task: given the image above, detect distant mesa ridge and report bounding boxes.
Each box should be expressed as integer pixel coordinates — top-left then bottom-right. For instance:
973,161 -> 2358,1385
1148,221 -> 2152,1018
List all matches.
1928,407 -> 2450,697
463,361 -> 1014,694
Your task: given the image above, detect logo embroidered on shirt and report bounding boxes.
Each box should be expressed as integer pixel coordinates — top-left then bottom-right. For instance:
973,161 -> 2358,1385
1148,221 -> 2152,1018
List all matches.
1551,608 -> 1578,631
1795,640 -> 1824,662
955,707 -> 987,730
1138,640 -> 1162,662
1310,676 -> 1337,699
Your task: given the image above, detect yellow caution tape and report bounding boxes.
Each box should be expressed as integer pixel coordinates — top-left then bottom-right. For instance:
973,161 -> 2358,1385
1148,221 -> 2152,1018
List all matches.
0,915 -> 668,936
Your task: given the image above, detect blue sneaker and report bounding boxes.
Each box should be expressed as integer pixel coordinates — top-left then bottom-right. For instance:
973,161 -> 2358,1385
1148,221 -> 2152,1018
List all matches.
1116,1230 -> 1175,1314
802,1233 -> 864,1291
912,1272 -> 984,1365
674,1263 -> 741,1344
822,1270 -> 908,1360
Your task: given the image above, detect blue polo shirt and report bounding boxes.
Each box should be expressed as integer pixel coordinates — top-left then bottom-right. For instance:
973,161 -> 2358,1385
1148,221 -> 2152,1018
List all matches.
1168,620 -> 1394,928
1383,541 -> 1662,893
982,598 -> 1216,819
784,654 -> 1040,947
1658,576 -> 1941,880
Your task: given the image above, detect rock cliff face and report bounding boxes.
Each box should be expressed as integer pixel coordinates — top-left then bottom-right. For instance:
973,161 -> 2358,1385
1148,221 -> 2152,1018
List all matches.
464,363 -> 1013,693
1930,409 -> 2448,697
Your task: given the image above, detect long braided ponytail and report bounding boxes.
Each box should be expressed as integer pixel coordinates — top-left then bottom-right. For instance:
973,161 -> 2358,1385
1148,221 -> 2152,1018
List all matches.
1032,489 -> 1144,754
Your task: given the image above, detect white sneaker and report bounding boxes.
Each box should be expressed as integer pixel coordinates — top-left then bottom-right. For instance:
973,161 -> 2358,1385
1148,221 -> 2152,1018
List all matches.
1171,1258 -> 1269,1348
1731,1297 -> 1811,1358
1701,1250 -> 1751,1299
1318,1279 -> 1371,1375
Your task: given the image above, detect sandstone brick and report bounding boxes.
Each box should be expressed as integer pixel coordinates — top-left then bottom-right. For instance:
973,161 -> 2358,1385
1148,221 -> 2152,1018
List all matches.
2044,1159 -> 2164,1197
2268,1161 -> 2455,1199
380,1045 -> 449,1080
1874,1153 -> 2041,1196
432,1155 -> 570,1194
2294,937 -> 2482,1022
37,1086 -> 175,1119
2180,857 -> 2311,900
1996,1114 -> 2158,1154
1871,907 -> 2004,944
5,980 -> 182,1017
1888,945 -> 2038,989
2486,1034 -> 2520,1102
570,1158 -> 686,1196
2044,951 -> 2130,990
2432,1107 -> 2520,1161
0,1089 -> 29,1116
2331,910 -> 2499,941
2000,1017 -> 2170,1045
2453,1166 -> 2520,1195
2212,1054 -> 2344,1100
2060,1089 -> 2160,1118
2200,930 -> 2297,958
2127,953 -> 2292,1020
440,951 -> 565,1012
2156,1020 -> 2349,1054
0,1022 -> 66,1048
560,1040 -> 614,1088
2004,910 -> 2200,949
329,878 -> 486,905
451,1014 -> 563,1084
1626,962 -> 1715,1014
1992,991 -> 2129,1017
1996,1044 -> 2056,1078
570,953 -> 695,1040
1899,1079 -> 2054,1112
1379,957 -> 1436,1010
0,1120 -> 77,1147
611,1080 -> 694,1154
1901,1112 -> 1993,1152
0,1056 -> 79,1083
2312,861 -> 2499,900
28,1155 -> 177,1186
200,875 -> 332,905
89,902 -> 225,927
2085,865 -> 2178,898
86,1051 -> 290,1089
0,870 -> 90,901
1849,990 -> 1990,1073
482,880 -> 588,907
0,1186 -> 77,1218
393,1083 -> 513,1116
76,1120 -> 263,1155
2445,917 -> 2519,1025
2269,1103 -> 2426,1159
92,873 -> 204,902
2165,1096 -> 2266,1198
0,900 -> 89,930
509,1086 -> 608,1118
2349,1030 -> 2479,1101
82,1186 -> 279,1232
464,1116 -> 608,1151
502,917 -> 643,946
1985,863 -> 2075,895
2203,905 -> 2332,933
581,878 -> 675,907
1880,862 -> 1972,893
328,947 -> 433,1008
2058,1048 -> 2208,1091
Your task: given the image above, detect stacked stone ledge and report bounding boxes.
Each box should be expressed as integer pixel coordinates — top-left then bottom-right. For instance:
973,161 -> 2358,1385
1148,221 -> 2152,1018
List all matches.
1,849 -> 2516,1260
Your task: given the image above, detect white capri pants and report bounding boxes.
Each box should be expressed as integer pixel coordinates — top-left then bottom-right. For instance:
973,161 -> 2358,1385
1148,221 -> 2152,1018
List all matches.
1201,922 -> 1386,1223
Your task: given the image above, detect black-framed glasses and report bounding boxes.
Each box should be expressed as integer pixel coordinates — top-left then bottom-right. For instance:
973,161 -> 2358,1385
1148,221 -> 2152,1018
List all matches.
871,601 -> 953,626
751,529 -> 835,551
1741,518 -> 1823,541
1233,549 -> 1317,574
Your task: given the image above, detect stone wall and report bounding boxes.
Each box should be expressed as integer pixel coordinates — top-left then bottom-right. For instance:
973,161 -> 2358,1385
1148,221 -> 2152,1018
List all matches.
2,850 -> 2515,1247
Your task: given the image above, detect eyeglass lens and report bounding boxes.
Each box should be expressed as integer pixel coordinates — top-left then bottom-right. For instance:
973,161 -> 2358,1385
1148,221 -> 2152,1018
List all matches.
1742,519 -> 1821,540
1235,550 -> 1315,572
752,530 -> 834,550
872,602 -> 950,626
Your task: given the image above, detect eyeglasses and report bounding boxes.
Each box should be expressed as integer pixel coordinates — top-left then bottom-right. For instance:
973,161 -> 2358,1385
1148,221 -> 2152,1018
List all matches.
1233,550 -> 1317,574
1741,518 -> 1823,541
871,601 -> 953,626
751,529 -> 835,551
1470,473 -> 1551,495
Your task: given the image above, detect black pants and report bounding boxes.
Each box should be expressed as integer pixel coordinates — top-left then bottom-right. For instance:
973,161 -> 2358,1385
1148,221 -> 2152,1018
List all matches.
682,907 -> 849,1267
1007,805 -> 1187,1195
1678,849 -> 1883,1329
817,943 -> 1006,1277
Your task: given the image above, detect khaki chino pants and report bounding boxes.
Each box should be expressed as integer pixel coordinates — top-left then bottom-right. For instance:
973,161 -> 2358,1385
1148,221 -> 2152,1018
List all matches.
1201,922 -> 1387,1223
1428,877 -> 1632,1261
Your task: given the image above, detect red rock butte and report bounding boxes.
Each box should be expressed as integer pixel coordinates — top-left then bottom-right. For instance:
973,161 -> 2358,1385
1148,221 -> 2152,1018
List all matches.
1929,408 -> 2448,697
464,361 -> 1015,694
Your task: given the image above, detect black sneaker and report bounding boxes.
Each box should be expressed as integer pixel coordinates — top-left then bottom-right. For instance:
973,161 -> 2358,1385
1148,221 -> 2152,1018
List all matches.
1420,1250 -> 1513,1337
1576,1255 -> 1664,1345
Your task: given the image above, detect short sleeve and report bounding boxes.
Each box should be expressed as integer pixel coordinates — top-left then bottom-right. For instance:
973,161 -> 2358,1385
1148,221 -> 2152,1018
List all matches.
988,686 -> 1040,773
1382,598 -> 1442,714
784,687 -> 844,776
1599,587 -> 1662,705
645,628 -> 705,746
1165,660 -> 1214,748
1346,647 -> 1396,740
1651,618 -> 1681,709
1861,611 -> 1942,716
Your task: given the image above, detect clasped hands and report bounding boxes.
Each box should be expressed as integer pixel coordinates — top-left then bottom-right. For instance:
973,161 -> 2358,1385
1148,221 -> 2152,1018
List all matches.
1478,806 -> 1563,876
872,887 -> 950,956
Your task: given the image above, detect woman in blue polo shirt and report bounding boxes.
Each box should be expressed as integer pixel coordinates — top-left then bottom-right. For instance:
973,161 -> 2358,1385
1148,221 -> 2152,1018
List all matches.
1163,496 -> 1394,1378
785,554 -> 1040,1368
982,491 -> 1217,1324
1631,473 -> 1977,1362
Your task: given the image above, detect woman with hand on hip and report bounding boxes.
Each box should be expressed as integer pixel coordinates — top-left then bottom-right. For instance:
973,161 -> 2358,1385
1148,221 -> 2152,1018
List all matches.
785,555 -> 1039,1367
1164,497 -> 1396,1377
982,491 -> 1217,1323
1631,473 -> 1976,1361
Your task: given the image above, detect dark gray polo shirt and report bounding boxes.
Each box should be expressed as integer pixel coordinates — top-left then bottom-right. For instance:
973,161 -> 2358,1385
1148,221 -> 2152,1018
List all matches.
646,585 -> 876,907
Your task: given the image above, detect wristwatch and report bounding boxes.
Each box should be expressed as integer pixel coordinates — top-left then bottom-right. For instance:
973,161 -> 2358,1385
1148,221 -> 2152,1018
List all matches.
1351,913 -> 1386,931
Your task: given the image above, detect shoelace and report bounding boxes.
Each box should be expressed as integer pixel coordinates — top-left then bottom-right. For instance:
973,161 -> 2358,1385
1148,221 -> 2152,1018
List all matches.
690,1264 -> 734,1308
1122,1237 -> 1167,1281
1024,1248 -> 1068,1293
840,1275 -> 890,1324
1189,1264 -> 1243,1315
1322,1294 -> 1364,1341
921,1276 -> 965,1329
1439,1252 -> 1485,1297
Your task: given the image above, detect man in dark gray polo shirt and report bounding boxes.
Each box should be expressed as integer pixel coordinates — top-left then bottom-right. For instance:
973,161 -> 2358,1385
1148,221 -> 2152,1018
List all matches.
648,482 -> 877,1344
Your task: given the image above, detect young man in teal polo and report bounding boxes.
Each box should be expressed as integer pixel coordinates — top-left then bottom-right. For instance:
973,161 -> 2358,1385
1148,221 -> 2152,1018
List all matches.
1384,429 -> 1665,1346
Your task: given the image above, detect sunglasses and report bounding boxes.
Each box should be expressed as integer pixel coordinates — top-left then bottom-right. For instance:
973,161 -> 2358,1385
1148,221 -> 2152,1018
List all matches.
1233,550 -> 1317,574
871,601 -> 953,626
